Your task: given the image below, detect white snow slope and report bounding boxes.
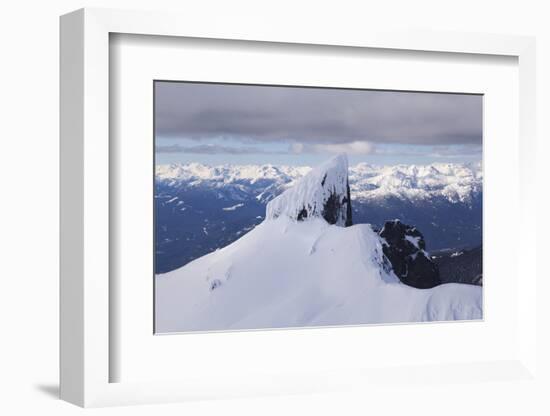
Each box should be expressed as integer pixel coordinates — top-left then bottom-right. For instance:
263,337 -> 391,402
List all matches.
156,155 -> 482,333
155,218 -> 482,332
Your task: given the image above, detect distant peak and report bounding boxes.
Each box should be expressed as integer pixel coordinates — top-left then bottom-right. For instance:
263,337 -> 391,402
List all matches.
266,154 -> 352,227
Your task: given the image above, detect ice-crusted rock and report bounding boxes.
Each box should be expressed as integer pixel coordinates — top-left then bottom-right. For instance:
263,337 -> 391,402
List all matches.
379,219 -> 441,289
265,154 -> 352,227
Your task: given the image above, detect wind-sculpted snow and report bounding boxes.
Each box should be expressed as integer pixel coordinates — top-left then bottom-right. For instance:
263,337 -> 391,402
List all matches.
265,154 -> 352,226
155,218 -> 482,332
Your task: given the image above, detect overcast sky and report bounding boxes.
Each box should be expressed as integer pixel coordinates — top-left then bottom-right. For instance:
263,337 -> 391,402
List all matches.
155,81 -> 482,166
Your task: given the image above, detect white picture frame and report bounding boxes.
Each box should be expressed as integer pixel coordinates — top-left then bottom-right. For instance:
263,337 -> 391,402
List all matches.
60,7 -> 538,407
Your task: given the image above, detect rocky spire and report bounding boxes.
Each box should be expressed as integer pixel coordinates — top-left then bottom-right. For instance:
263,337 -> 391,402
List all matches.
266,154 -> 353,227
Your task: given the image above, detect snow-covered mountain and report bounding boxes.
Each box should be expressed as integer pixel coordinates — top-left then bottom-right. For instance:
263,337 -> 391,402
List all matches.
155,160 -> 482,273
156,160 -> 482,204
156,163 -> 309,203
155,154 -> 482,333
350,162 -> 482,203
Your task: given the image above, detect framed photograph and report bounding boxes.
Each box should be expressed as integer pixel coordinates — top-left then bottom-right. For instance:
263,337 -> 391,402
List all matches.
153,81 -> 483,334
60,8 -> 538,407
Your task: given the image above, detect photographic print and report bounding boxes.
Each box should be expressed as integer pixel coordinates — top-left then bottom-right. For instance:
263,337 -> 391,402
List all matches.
154,81 -> 483,333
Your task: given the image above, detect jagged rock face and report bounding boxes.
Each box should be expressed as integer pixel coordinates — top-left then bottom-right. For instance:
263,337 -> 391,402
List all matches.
379,220 -> 441,289
266,154 -> 352,227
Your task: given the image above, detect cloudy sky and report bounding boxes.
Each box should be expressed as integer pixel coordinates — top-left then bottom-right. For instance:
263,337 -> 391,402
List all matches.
155,81 -> 482,166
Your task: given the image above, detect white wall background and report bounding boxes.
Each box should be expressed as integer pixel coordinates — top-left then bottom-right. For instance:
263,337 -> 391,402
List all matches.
1,0 -> 548,414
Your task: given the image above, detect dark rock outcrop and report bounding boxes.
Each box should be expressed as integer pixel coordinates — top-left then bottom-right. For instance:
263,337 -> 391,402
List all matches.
321,183 -> 353,227
379,220 -> 441,289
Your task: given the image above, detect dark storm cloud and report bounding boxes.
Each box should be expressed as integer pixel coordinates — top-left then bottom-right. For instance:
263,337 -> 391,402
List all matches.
428,144 -> 483,157
155,82 -> 482,146
156,143 -> 284,155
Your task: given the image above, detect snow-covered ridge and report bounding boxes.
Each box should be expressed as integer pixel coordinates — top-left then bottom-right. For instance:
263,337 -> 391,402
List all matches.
156,160 -> 482,204
156,217 -> 482,333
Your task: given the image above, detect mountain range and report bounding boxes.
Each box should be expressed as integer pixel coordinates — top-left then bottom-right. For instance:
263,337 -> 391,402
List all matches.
155,160 -> 482,274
